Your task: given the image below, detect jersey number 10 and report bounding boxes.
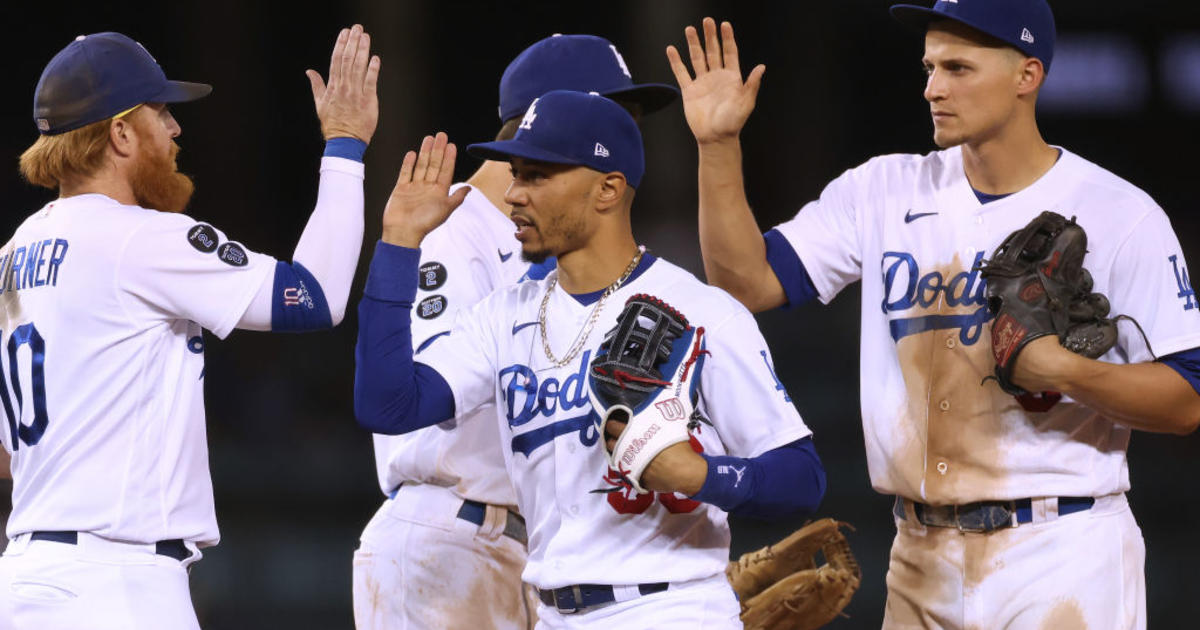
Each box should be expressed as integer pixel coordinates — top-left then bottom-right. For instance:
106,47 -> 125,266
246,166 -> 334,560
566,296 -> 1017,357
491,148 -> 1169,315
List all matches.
1,323 -> 49,450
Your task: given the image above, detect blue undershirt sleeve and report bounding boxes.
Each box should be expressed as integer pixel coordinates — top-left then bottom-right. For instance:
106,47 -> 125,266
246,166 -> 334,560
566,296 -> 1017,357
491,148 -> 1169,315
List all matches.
690,436 -> 826,520
1159,347 -> 1200,397
353,241 -> 456,434
763,230 -> 820,310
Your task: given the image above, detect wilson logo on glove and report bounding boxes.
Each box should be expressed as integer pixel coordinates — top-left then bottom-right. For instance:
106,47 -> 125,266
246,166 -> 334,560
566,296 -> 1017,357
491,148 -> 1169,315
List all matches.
655,398 -> 686,421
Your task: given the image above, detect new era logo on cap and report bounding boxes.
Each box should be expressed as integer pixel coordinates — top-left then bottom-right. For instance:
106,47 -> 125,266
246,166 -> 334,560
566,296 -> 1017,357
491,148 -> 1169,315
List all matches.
890,0 -> 1056,71
466,90 -> 645,188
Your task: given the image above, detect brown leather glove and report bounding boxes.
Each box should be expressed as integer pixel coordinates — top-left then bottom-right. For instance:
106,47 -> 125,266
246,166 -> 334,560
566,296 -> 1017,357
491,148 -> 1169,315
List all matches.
727,518 -> 861,630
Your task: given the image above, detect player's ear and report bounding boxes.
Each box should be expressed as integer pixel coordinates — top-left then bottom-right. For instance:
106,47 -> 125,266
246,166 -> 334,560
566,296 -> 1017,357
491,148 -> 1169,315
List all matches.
1016,56 -> 1045,97
108,118 -> 136,158
595,172 -> 628,212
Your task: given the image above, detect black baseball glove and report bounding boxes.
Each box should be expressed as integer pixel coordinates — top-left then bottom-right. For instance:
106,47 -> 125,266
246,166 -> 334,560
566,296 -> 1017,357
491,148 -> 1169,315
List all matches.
587,294 -> 708,493
977,211 -> 1126,396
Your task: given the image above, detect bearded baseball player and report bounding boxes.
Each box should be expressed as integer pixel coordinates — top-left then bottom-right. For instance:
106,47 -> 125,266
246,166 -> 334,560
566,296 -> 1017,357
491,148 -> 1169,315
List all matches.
669,2 -> 1200,629
354,91 -> 825,628
0,26 -> 378,629
352,34 -> 678,630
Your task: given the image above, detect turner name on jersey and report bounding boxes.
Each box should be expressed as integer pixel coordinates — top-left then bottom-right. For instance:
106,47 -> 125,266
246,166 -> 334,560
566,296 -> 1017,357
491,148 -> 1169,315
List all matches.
0,238 -> 70,293
0,194 -> 274,546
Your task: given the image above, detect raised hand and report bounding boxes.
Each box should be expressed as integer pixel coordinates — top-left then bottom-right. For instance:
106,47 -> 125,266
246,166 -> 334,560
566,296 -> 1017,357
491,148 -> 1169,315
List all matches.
306,24 -> 381,143
381,132 -> 470,248
666,18 -> 765,145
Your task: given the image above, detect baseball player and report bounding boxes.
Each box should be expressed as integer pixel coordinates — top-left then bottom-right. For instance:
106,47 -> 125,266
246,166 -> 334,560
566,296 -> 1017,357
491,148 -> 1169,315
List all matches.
352,35 -> 678,630
669,3 -> 1200,629
0,26 -> 379,629
353,91 -> 826,628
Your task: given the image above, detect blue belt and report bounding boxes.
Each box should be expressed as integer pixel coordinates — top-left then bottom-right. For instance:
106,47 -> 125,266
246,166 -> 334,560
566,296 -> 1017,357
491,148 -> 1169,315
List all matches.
538,582 -> 669,614
388,486 -> 528,545
29,531 -> 192,562
894,497 -> 1095,533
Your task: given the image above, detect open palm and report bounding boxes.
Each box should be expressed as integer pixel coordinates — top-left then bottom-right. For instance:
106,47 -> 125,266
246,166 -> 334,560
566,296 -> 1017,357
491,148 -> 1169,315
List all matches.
667,18 -> 765,144
381,132 -> 470,248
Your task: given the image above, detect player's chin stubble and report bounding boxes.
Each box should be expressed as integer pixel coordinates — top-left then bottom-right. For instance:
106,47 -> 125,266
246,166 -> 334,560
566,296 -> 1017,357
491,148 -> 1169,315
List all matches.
131,143 -> 195,214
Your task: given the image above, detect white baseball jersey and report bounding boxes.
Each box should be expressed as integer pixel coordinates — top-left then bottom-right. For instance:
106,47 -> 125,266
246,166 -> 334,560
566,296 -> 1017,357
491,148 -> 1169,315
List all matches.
372,185 -> 542,508
773,145 -> 1200,505
416,255 -> 811,588
0,193 -> 274,546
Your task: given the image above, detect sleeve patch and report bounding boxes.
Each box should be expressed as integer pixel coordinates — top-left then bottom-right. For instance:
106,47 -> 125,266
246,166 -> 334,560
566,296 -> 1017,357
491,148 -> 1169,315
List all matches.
419,261 -> 447,291
417,295 -> 447,319
1169,255 -> 1197,311
271,261 -> 332,332
187,224 -> 219,253
217,243 -> 248,267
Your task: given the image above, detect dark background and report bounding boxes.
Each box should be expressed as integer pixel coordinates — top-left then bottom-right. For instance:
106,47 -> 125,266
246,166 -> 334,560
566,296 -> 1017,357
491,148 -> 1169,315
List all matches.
2,1 -> 1198,628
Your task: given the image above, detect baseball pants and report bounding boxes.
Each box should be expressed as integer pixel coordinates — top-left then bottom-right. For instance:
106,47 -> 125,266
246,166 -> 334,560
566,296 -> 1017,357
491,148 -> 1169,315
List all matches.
534,573 -> 742,630
0,531 -> 203,630
883,492 -> 1145,630
352,482 -> 536,630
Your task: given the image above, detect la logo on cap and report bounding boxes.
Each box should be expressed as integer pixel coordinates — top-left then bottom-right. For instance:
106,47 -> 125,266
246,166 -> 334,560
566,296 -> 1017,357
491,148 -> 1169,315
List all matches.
519,99 -> 539,131
608,44 -> 631,78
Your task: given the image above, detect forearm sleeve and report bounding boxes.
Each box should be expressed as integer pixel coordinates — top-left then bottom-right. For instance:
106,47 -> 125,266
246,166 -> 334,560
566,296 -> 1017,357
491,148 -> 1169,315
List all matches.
691,436 -> 826,520
236,139 -> 366,330
354,241 -> 456,434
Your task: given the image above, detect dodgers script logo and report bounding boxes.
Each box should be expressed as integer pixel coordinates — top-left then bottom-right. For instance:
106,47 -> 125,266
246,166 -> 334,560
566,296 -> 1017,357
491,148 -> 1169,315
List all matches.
881,251 -> 991,344
500,350 -> 599,456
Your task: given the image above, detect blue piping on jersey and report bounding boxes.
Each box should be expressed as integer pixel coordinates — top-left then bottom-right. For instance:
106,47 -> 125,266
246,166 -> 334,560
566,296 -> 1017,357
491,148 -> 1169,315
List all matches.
416,331 -> 451,354
1160,347 -> 1200,397
763,230 -> 819,309
566,253 -> 658,306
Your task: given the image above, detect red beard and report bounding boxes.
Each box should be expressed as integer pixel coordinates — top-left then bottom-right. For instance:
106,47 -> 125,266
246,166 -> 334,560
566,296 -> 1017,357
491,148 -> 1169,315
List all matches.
130,141 -> 194,214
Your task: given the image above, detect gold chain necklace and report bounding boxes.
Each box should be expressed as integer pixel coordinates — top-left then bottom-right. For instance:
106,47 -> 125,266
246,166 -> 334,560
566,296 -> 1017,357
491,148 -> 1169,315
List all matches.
538,247 -> 645,368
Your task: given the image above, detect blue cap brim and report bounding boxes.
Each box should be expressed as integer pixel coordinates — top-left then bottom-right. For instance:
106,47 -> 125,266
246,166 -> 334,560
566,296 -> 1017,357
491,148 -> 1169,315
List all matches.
603,83 -> 679,115
890,4 -> 943,31
890,4 -> 1011,46
466,139 -> 591,168
151,80 -> 212,104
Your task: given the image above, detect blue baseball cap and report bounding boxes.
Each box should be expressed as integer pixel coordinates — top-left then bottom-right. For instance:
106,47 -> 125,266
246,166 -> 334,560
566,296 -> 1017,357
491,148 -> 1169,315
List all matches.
890,0 -> 1056,71
469,90 -> 645,189
33,32 -> 212,135
498,34 -> 678,123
